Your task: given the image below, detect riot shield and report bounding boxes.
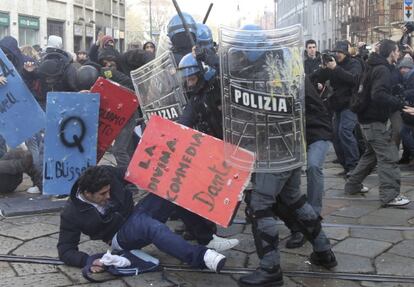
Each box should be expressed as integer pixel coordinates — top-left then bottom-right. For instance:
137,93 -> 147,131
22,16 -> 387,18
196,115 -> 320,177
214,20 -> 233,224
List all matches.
131,50 -> 187,122
155,26 -> 172,59
219,25 -> 305,172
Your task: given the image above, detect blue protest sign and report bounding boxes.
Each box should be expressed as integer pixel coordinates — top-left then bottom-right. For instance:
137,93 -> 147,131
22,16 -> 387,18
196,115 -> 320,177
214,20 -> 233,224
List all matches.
0,49 -> 45,147
43,92 -> 100,195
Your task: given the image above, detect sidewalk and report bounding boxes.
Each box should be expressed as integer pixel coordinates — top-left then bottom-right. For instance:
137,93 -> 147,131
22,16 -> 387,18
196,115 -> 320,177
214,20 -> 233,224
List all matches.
0,152 -> 413,287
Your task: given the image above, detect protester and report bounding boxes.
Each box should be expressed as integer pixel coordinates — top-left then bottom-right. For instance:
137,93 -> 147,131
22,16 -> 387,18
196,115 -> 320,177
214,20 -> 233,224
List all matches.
0,146 -> 42,194
396,58 -> 414,164
311,40 -> 362,177
143,41 -> 156,54
285,76 -> 333,249
345,39 -> 410,207
304,39 -> 321,75
57,165 -> 227,273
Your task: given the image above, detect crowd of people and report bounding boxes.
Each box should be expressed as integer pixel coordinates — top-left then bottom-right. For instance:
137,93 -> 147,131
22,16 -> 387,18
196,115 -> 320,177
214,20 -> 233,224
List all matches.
0,11 -> 413,287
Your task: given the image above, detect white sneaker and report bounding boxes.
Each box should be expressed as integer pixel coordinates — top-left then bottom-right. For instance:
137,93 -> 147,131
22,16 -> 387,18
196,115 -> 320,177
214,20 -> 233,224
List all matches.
384,196 -> 410,207
203,249 -> 226,273
205,235 -> 239,252
27,186 -> 41,194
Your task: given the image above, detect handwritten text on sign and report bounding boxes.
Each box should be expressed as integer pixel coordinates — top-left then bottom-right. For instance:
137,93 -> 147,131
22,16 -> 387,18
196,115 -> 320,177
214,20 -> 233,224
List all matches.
90,77 -> 139,161
125,115 -> 255,227
43,92 -> 99,195
0,49 -> 45,147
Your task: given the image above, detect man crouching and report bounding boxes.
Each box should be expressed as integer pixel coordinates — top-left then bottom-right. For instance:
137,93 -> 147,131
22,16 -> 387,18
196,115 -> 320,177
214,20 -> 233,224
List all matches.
57,165 -> 225,273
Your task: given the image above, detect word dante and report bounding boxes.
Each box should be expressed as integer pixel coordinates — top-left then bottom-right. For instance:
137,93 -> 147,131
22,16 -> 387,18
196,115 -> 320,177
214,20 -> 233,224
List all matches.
192,161 -> 232,212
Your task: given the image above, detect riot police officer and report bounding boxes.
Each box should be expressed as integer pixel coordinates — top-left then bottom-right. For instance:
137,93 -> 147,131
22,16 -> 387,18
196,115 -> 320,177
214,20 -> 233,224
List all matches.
217,24 -> 338,287
177,52 -> 222,139
166,12 -> 198,65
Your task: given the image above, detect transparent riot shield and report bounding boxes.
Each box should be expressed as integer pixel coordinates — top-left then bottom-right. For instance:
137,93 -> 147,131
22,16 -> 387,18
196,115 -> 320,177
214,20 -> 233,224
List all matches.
156,26 -> 172,59
131,50 -> 187,122
219,25 -> 305,172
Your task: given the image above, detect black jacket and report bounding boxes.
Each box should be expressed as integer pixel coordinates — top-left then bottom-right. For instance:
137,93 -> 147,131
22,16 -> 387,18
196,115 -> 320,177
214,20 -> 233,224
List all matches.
311,55 -> 362,112
0,36 -> 24,72
304,52 -> 321,75
305,76 -> 332,145
178,80 -> 223,139
358,53 -> 404,124
57,166 -> 134,267
117,49 -> 154,77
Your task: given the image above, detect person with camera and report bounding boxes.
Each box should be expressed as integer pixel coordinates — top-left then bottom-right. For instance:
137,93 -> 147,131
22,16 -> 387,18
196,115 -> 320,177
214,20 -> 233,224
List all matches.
395,57 -> 414,165
345,39 -> 410,207
310,41 -> 362,177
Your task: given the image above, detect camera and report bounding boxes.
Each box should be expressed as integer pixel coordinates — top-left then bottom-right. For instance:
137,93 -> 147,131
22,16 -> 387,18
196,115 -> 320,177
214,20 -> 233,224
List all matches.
404,22 -> 414,34
321,51 -> 337,66
399,22 -> 414,52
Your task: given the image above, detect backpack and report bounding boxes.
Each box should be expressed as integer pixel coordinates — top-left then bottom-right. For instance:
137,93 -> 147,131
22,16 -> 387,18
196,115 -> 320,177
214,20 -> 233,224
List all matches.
38,50 -> 71,86
82,250 -> 161,283
350,66 -> 372,114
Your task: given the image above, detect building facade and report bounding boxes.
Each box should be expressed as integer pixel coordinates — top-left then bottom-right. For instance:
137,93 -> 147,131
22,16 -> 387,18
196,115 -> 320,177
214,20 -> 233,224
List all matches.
276,0 -> 407,49
0,0 -> 125,53
275,0 -> 335,51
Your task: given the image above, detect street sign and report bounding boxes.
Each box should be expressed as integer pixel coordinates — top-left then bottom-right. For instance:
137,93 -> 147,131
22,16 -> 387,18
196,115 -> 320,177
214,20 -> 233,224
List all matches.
43,92 -> 100,195
404,0 -> 413,22
125,115 -> 255,227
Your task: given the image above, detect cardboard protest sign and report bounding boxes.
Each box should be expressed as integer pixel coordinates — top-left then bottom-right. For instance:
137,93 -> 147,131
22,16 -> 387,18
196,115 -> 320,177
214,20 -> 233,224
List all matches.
125,115 -> 255,227
90,77 -> 140,161
0,49 -> 45,147
43,92 -> 100,195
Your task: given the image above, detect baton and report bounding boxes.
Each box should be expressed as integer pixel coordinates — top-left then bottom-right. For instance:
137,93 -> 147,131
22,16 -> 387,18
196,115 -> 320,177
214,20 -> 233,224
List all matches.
203,3 -> 214,24
171,0 -> 205,76
171,0 -> 196,47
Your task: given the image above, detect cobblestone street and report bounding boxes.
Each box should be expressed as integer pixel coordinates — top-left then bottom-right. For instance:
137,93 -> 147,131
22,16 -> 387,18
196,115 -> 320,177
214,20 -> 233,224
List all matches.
1,152 -> 414,287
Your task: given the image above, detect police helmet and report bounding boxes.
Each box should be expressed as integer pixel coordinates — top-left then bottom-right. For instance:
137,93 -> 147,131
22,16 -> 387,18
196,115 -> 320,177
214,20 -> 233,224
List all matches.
178,53 -> 205,95
75,65 -> 99,91
237,24 -> 266,62
178,53 -> 201,77
196,23 -> 214,49
167,13 -> 197,40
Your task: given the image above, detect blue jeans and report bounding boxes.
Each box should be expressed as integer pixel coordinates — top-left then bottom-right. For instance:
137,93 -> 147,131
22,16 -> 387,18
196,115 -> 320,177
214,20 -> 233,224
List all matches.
401,124 -> 414,156
307,140 -> 331,215
116,194 -> 207,268
333,109 -> 360,171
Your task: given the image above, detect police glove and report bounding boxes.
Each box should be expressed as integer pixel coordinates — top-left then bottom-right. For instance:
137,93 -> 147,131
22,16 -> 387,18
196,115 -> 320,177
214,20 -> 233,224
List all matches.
194,45 -> 207,63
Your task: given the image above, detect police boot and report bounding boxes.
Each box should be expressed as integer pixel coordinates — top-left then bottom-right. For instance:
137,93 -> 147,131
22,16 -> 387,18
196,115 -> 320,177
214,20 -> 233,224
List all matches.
238,265 -> 283,287
285,231 -> 306,249
310,249 -> 337,269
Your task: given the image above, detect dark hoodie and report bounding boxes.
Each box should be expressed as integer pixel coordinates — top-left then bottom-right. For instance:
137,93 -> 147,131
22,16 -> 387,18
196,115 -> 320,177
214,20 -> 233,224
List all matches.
57,166 -> 133,267
304,51 -> 321,75
0,36 -> 24,72
358,53 -> 404,124
305,76 -> 332,145
311,54 -> 362,112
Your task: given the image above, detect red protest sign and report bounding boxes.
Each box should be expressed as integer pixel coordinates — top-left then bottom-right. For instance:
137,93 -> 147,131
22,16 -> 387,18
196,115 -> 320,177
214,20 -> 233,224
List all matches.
91,77 -> 139,161
125,115 -> 255,227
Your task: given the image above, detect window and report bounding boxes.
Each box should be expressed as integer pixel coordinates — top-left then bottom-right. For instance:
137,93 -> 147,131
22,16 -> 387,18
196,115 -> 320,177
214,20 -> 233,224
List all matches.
0,12 -> 9,39
19,28 -> 39,46
18,15 -> 39,46
47,20 -> 65,46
